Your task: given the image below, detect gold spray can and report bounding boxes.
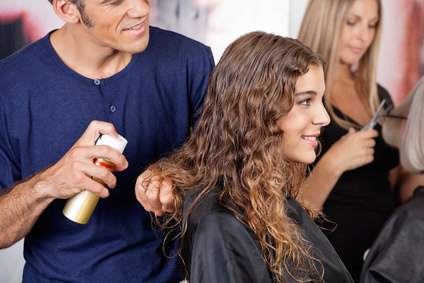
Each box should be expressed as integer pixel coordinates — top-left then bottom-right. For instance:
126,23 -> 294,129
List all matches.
63,134 -> 128,224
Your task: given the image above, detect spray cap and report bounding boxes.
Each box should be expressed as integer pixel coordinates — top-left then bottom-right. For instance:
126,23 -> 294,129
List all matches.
96,134 -> 128,153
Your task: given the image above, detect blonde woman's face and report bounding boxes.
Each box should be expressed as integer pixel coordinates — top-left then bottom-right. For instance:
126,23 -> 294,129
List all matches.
339,0 -> 379,65
278,65 -> 330,164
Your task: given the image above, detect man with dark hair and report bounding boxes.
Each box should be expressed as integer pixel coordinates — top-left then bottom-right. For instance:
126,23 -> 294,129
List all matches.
0,0 -> 214,282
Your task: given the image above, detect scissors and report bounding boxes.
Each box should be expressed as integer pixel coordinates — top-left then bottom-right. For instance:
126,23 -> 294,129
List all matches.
361,99 -> 393,131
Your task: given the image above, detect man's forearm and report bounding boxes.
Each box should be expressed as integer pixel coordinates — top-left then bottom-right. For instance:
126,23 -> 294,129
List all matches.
0,173 -> 54,248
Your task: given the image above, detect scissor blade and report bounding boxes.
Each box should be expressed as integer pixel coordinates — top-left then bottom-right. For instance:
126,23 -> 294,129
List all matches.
361,99 -> 386,131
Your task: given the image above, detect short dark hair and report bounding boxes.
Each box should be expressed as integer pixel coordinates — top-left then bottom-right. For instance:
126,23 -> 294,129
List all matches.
48,1 -> 83,6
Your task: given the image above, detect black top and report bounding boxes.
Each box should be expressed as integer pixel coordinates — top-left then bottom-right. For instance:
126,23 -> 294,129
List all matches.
360,186 -> 424,283
315,85 -> 399,281
182,189 -> 354,282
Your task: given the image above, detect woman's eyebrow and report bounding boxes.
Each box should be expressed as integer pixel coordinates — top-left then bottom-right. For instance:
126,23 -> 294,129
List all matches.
294,91 -> 317,97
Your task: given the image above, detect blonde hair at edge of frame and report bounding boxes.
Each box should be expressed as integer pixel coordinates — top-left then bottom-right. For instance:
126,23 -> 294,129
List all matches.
383,77 -> 424,174
298,0 -> 383,130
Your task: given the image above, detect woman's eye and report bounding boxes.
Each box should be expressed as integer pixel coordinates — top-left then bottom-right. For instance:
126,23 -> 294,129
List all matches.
346,20 -> 356,26
299,98 -> 312,106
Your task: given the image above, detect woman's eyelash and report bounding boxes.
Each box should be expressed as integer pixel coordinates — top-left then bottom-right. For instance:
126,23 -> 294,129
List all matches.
299,98 -> 312,105
346,20 -> 378,28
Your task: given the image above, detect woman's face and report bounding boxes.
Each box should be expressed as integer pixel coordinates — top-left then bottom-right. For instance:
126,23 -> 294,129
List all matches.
339,0 -> 379,65
278,65 -> 330,164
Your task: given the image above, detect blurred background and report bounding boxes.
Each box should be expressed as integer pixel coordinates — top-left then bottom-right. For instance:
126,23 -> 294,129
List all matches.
0,0 -> 423,281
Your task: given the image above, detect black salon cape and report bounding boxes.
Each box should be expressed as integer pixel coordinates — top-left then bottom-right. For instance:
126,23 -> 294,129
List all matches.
181,190 -> 354,282
360,186 -> 424,283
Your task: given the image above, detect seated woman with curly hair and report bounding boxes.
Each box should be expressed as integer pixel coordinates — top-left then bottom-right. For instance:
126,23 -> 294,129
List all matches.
137,31 -> 354,283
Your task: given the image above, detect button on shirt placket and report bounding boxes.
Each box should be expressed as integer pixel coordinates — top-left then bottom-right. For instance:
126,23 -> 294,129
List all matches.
93,79 -> 117,121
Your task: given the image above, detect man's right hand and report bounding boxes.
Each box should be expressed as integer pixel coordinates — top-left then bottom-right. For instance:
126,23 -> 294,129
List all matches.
0,120 -> 128,248
39,120 -> 128,200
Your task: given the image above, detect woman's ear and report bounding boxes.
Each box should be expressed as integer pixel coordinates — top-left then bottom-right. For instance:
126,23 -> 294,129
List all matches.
52,0 -> 81,24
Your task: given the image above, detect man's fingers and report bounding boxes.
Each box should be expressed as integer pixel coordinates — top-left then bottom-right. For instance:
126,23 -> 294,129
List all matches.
159,178 -> 175,213
136,173 -> 160,210
135,172 -> 175,216
76,120 -> 118,147
83,177 -> 110,199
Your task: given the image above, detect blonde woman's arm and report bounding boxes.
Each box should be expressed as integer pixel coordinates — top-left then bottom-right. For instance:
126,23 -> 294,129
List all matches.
301,128 -> 378,210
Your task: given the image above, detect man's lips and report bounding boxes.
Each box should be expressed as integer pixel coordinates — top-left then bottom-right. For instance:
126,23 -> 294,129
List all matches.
125,23 -> 143,31
123,22 -> 146,35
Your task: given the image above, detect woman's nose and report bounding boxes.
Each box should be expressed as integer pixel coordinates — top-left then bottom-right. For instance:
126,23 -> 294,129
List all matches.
357,23 -> 373,43
314,104 -> 330,126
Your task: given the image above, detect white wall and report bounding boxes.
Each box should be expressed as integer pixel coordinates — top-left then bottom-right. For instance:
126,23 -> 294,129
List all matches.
289,0 -> 309,37
0,240 -> 25,283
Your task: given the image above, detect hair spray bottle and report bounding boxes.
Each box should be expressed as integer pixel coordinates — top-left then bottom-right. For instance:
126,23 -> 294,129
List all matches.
63,134 -> 128,224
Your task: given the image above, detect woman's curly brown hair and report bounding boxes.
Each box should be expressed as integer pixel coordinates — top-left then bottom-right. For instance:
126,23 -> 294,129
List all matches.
147,31 -> 325,282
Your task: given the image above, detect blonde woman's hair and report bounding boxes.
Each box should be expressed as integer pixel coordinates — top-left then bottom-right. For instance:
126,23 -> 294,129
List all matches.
383,77 -> 424,173
298,0 -> 383,130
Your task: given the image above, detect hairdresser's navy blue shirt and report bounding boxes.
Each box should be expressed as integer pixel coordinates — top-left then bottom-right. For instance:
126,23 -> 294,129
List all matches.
0,26 -> 214,282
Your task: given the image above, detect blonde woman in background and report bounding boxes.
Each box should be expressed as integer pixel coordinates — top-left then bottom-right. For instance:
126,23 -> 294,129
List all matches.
298,0 -> 402,280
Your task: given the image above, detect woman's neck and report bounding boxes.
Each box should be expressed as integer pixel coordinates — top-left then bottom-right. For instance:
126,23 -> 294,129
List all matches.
331,63 -> 372,125
334,63 -> 355,84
